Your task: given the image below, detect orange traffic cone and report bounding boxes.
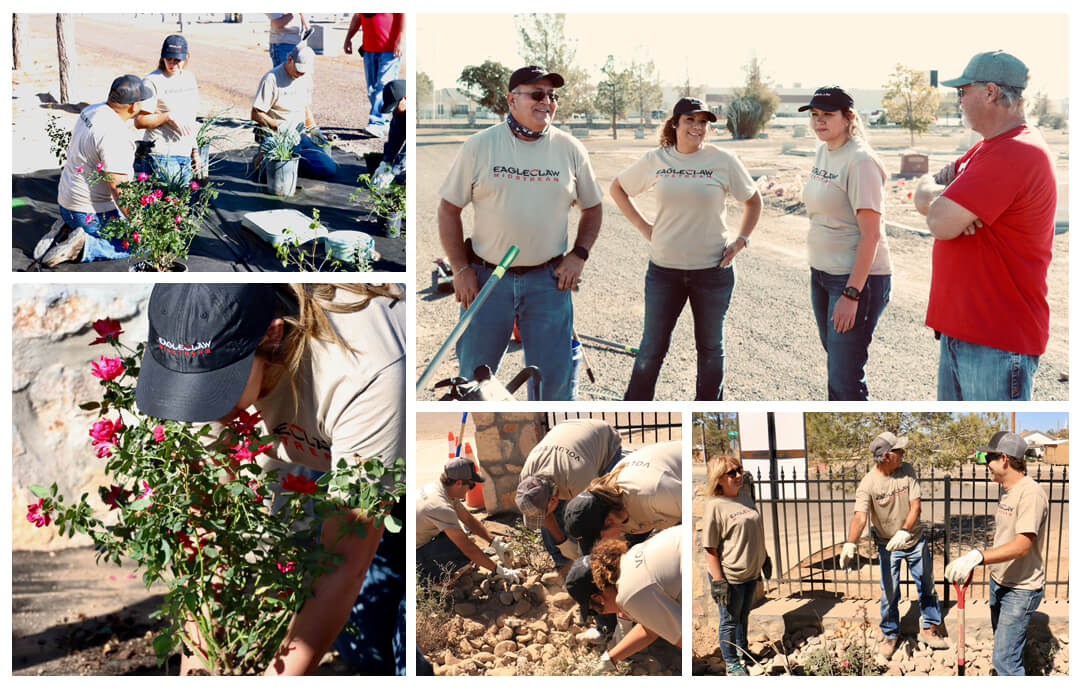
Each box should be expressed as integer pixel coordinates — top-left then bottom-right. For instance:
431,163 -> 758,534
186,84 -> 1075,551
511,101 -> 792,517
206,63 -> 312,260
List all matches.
512,318 -> 522,343
464,442 -> 486,509
447,431 -> 456,460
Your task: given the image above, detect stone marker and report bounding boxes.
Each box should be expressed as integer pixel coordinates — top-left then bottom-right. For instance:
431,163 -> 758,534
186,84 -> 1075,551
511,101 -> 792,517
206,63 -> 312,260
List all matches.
899,152 -> 929,178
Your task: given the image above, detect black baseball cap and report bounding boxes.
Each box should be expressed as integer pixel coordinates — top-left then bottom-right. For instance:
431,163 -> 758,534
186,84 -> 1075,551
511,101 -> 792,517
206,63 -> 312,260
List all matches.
509,66 -> 564,92
135,284 -> 278,423
673,97 -> 717,122
564,492 -> 613,555
564,555 -> 598,624
798,86 -> 855,112
108,74 -> 154,105
161,34 -> 188,60
381,79 -> 406,114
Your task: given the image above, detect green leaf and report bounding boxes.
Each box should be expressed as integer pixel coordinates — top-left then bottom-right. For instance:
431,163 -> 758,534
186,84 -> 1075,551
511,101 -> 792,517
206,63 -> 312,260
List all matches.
29,484 -> 49,499
78,401 -> 101,410
152,633 -> 174,659
384,513 -> 402,534
130,497 -> 152,510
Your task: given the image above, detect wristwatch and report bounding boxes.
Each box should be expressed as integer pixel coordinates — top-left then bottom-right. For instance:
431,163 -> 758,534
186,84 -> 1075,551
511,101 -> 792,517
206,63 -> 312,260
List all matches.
737,235 -> 751,248
842,286 -> 861,302
571,245 -> 589,261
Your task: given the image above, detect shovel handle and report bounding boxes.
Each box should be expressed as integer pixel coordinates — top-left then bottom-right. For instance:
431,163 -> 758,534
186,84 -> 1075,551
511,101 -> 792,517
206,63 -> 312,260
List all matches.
952,572 -> 973,676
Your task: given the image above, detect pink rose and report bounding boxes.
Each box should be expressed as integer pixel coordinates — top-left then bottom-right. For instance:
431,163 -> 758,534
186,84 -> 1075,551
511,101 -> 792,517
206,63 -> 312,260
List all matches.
84,214 -> 94,224
132,232 -> 141,243
229,440 -> 273,464
76,165 -> 85,174
90,317 -> 123,345
95,161 -> 104,171
88,417 -> 122,444
139,195 -> 151,206
137,172 -> 149,181
90,356 -> 125,381
276,560 -> 296,574
189,181 -> 199,190
95,444 -> 113,458
175,214 -> 183,224
152,425 -> 165,443
26,498 -> 52,528
136,480 -> 155,502
152,189 -> 163,199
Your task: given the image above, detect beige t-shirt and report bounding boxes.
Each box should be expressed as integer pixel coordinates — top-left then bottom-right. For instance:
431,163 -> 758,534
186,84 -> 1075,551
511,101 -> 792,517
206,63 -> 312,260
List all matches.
250,289 -> 406,478
853,462 -> 923,549
266,13 -> 302,44
702,492 -> 765,583
415,480 -> 463,549
803,138 -> 893,276
990,475 -> 1049,590
520,419 -> 621,499
438,122 -> 604,266
616,526 -> 682,645
57,103 -> 135,213
142,68 -> 200,154
252,64 -> 312,130
613,440 -> 682,534
617,144 -> 758,269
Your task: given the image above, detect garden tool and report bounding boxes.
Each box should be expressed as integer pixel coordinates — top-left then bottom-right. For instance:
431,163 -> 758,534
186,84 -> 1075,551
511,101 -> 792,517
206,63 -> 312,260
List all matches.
433,365 -> 541,401
954,571 -> 973,676
454,412 -> 468,458
417,245 -> 520,392
576,333 -> 639,355
572,328 -> 596,384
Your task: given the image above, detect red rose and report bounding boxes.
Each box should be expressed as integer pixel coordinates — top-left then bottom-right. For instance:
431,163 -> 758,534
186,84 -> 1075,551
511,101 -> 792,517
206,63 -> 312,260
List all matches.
90,318 -> 123,345
281,473 -> 317,494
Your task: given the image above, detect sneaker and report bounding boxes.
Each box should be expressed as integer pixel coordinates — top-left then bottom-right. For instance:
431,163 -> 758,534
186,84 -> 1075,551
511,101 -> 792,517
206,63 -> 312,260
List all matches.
357,126 -> 385,139
726,663 -> 748,676
919,625 -> 950,650
33,218 -> 67,261
41,224 -> 86,267
879,636 -> 899,660
575,626 -> 608,645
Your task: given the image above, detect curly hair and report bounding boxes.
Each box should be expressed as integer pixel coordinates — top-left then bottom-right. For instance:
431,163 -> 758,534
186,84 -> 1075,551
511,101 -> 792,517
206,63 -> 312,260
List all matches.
590,537 -> 628,591
658,113 -> 680,148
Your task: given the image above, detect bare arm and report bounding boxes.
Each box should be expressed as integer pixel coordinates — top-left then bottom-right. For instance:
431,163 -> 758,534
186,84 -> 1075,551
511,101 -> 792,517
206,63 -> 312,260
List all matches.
902,498 -> 921,532
553,202 -> 602,290
719,191 -> 763,267
543,510 -> 567,544
831,208 -> 882,334
609,178 -> 653,240
979,532 -> 1035,566
455,504 -> 493,543
608,623 -> 661,662
846,511 -> 868,544
269,13 -> 294,31
251,107 -> 278,131
436,199 -> 479,308
444,526 -> 498,572
704,547 -> 723,580
915,172 -> 983,239
343,14 -> 361,53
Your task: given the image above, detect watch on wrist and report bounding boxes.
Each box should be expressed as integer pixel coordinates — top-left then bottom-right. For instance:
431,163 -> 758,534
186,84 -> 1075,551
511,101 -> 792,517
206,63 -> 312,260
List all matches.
842,286 -> 861,301
571,245 -> 589,261
738,234 -> 750,248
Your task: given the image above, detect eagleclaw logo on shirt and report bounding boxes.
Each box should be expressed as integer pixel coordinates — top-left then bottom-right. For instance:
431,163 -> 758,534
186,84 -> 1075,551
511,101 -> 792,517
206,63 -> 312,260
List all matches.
997,504 -> 1015,518
157,338 -> 211,356
728,507 -> 756,521
809,166 -> 839,183
654,168 -> 714,178
491,165 -> 561,182
273,421 -> 332,461
873,486 -> 909,505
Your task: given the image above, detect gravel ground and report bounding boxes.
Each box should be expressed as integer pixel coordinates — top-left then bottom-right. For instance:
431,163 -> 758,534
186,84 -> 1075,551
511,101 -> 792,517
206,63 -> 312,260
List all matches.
415,124 -> 1068,401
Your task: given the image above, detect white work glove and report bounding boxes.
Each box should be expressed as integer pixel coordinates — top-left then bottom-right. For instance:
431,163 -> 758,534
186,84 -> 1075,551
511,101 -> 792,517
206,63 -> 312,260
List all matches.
594,650 -> 616,674
838,542 -> 858,569
492,564 -> 522,585
491,536 -> 512,566
372,161 -> 394,189
886,529 -> 912,552
945,549 -> 984,584
556,538 -> 583,561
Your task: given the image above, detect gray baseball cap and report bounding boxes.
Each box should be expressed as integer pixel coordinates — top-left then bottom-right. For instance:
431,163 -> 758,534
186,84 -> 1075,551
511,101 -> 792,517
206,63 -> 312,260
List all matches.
977,431 -> 1029,460
516,475 -> 555,529
941,50 -> 1029,89
289,45 -> 315,74
870,431 -> 909,461
444,455 -> 484,483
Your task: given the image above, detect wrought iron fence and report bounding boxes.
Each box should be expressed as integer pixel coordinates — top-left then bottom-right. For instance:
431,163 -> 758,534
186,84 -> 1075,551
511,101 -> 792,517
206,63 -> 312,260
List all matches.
545,411 -> 680,445
748,461 -> 1068,604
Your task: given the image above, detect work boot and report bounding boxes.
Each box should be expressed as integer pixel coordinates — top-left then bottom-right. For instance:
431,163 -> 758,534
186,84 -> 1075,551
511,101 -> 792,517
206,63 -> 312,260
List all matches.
919,624 -> 950,650
41,224 -> 86,267
726,663 -> 748,676
879,636 -> 899,660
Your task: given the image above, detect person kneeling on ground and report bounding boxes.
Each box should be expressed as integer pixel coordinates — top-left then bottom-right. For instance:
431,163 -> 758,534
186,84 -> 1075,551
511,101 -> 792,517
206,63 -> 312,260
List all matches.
416,455 -> 521,584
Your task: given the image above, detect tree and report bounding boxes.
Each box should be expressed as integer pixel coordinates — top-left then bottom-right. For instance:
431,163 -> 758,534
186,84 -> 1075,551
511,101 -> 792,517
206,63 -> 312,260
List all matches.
458,60 -> 512,117
56,14 -> 75,104
726,57 -> 778,140
595,55 -> 630,139
13,14 -> 27,70
882,64 -> 941,146
694,412 -> 739,459
626,57 -> 663,126
513,13 -> 593,122
416,71 -> 434,118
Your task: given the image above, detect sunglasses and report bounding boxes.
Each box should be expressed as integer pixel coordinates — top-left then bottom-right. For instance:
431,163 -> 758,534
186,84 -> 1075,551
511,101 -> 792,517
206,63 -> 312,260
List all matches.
514,89 -> 559,103
975,451 -> 1002,465
466,480 -> 477,490
725,467 -> 744,478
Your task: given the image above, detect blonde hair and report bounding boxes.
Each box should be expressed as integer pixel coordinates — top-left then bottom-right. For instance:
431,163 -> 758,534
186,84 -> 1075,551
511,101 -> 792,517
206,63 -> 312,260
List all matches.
590,538 -> 628,592
843,108 -> 868,142
583,464 -> 627,509
705,455 -> 742,497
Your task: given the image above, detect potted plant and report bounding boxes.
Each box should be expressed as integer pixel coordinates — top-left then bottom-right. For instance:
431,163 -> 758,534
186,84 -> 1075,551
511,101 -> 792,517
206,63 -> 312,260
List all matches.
255,124 -> 302,197
353,173 -> 405,238
25,319 -> 405,674
82,165 -> 217,272
193,110 -> 231,181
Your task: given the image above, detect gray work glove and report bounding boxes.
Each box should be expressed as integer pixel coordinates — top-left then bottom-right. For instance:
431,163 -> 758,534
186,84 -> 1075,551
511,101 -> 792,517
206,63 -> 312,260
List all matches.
711,578 -> 730,607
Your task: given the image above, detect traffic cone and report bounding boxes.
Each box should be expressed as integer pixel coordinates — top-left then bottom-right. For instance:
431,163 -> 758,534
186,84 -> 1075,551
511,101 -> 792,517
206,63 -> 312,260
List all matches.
512,318 -> 522,343
447,431 -> 456,460
464,442 -> 486,509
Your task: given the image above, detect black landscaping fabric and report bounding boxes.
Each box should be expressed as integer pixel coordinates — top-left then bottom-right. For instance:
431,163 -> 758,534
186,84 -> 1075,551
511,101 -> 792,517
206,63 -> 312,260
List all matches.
12,146 -> 405,272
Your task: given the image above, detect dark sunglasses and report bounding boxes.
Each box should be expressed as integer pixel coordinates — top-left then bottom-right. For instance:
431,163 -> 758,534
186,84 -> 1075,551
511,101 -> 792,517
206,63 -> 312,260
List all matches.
514,89 -> 559,103
975,451 -> 1002,465
725,467 -> 744,478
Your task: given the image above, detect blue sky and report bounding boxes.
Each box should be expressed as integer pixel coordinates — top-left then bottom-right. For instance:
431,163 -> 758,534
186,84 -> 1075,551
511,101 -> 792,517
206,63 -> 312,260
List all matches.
1015,412 -> 1069,433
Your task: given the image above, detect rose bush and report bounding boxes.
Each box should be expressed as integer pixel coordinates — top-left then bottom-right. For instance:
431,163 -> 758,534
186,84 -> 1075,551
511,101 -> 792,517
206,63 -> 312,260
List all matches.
27,319 -> 406,674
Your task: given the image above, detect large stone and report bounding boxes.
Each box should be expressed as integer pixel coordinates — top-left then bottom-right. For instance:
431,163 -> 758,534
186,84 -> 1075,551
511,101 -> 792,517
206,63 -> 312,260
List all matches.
511,584 -> 527,600
498,627 -> 515,641
473,652 -> 496,664
527,583 -> 548,604
523,644 -> 542,662
535,631 -> 548,644
489,667 -> 516,676
464,620 -> 486,636
455,602 -> 477,616
553,610 -> 574,631
914,657 -> 932,673
550,592 -> 575,609
441,650 -> 460,666
516,632 -> 533,644
541,571 -> 562,587
498,591 -> 515,606
527,620 -> 549,633
494,640 -> 518,657
509,599 -> 532,616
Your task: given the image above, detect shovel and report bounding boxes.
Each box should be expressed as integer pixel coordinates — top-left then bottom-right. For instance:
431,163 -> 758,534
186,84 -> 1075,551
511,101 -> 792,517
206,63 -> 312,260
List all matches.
953,571 -> 973,676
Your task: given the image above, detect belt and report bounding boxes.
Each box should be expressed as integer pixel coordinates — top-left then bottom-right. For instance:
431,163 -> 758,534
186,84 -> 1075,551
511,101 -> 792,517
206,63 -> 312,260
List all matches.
466,238 -> 560,275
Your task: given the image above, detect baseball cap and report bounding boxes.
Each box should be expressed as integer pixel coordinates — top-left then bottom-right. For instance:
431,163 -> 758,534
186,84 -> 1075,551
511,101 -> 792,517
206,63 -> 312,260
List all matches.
564,555 -> 598,624
135,284 -> 277,423
161,34 -> 188,60
509,66 -> 564,92
798,86 -> 855,112
976,431 -> 1029,460
289,45 -> 315,74
672,97 -> 717,122
381,79 -> 406,114
870,431 -> 909,461
108,75 -> 153,105
941,50 -> 1029,89
515,475 -> 555,529
564,492 -> 613,555
444,455 -> 484,483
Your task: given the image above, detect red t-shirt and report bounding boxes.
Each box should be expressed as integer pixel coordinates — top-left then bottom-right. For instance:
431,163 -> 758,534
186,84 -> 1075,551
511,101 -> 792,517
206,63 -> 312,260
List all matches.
926,125 -> 1057,355
361,13 -> 403,52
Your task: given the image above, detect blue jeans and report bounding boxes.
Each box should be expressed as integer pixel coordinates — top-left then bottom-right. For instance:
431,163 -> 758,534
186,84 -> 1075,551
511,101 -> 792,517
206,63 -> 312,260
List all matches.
270,42 -> 293,67
625,262 -> 735,401
134,153 -> 193,185
937,334 -> 1039,401
363,51 -> 401,133
713,575 -> 757,665
456,260 -> 574,401
875,536 -> 942,638
258,133 -> 338,180
416,531 -> 473,583
810,269 -> 890,400
58,205 -> 129,262
989,578 -> 1044,676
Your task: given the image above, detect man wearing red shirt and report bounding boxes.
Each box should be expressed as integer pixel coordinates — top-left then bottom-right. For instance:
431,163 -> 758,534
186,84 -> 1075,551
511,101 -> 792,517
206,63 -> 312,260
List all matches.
913,51 -> 1056,400
344,13 -> 404,138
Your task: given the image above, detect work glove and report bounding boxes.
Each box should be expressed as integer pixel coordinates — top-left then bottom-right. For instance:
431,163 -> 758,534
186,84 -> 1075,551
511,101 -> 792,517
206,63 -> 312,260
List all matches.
491,536 -> 512,566
594,651 -> 616,674
710,578 -> 730,607
309,127 -> 330,148
886,529 -> 912,552
492,564 -> 522,585
372,161 -> 395,189
838,542 -> 858,569
761,555 -> 773,581
556,538 -> 583,561
945,549 -> 984,584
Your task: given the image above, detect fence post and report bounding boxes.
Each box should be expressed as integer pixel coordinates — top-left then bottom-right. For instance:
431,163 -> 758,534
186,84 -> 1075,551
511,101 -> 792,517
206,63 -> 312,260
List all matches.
766,412 -> 784,587
943,472 -> 952,606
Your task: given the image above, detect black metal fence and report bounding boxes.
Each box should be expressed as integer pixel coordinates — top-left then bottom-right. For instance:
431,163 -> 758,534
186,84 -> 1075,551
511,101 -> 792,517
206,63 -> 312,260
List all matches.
545,412 -> 680,445
749,461 -> 1068,604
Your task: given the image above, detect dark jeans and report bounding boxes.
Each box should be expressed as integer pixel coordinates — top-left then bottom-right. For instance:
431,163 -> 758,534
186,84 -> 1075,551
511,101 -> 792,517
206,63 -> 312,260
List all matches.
989,578 -> 1044,676
712,575 -> 757,665
416,531 -> 473,583
810,269 -> 890,400
625,262 -> 735,401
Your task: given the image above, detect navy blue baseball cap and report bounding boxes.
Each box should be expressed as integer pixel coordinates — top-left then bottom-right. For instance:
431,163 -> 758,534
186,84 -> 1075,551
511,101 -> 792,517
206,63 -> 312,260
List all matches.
161,34 -> 188,60
673,97 -> 717,122
565,492 -> 614,556
509,66 -> 564,91
564,554 -> 598,624
108,75 -> 154,105
135,284 -> 278,423
381,79 -> 406,114
798,86 -> 855,112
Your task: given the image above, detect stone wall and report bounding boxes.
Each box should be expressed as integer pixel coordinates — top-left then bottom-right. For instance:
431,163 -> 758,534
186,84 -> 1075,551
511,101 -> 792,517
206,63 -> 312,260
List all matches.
12,285 -> 152,549
471,412 -> 544,514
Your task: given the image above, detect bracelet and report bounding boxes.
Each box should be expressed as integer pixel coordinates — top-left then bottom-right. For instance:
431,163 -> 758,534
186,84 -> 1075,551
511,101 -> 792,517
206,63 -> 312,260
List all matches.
452,264 -> 473,276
